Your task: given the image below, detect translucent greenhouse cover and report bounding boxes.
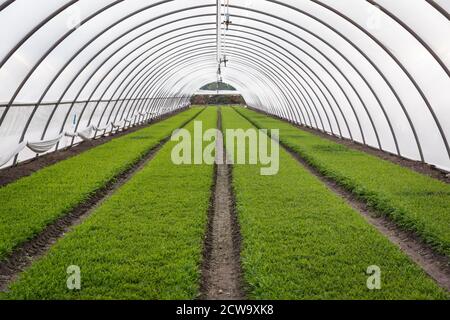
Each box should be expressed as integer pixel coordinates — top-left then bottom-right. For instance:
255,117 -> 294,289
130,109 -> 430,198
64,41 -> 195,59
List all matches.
0,0 -> 449,171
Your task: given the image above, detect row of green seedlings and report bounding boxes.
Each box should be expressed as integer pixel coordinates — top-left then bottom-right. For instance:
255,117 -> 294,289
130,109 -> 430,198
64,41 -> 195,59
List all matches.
222,107 -> 446,299
235,107 -> 450,258
0,108 -> 203,261
2,107 -> 218,299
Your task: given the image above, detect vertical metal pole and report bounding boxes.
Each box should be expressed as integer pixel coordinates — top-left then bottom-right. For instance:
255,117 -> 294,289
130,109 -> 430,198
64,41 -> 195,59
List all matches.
216,0 -> 221,64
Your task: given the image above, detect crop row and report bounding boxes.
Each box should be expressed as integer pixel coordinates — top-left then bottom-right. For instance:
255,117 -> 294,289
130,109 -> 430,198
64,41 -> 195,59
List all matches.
2,107 -> 218,299
0,108 -> 203,261
222,107 -> 446,299
235,107 -> 450,258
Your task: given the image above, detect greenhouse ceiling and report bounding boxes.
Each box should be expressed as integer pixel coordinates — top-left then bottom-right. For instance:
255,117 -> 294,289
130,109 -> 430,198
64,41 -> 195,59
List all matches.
0,0 -> 449,171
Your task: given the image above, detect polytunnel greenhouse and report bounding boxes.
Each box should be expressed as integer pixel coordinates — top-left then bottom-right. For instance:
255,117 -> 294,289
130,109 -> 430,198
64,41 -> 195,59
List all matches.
0,0 -> 449,304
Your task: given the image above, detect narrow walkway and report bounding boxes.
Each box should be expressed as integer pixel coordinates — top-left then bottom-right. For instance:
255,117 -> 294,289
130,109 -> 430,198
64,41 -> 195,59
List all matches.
201,108 -> 245,300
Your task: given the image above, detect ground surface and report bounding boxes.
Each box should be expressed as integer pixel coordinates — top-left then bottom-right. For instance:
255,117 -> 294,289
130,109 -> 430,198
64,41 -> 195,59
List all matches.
0,106 -> 448,300
200,109 -> 244,300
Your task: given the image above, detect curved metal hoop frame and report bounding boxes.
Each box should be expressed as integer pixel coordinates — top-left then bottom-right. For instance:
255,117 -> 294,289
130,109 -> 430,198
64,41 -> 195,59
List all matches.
0,0 -> 449,170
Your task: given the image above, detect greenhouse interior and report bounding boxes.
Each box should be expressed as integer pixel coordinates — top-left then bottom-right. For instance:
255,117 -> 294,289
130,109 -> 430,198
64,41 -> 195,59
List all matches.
0,0 -> 449,304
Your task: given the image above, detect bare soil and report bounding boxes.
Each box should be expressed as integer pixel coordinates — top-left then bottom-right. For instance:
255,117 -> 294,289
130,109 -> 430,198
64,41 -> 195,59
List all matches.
200,108 -> 245,300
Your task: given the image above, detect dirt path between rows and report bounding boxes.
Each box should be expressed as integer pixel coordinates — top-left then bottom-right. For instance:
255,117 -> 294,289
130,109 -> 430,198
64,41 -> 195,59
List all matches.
237,109 -> 450,292
0,109 -> 203,293
200,108 -> 245,300
0,107 -> 189,188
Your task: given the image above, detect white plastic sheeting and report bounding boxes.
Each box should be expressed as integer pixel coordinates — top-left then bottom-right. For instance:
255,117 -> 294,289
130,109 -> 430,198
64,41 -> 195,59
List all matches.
0,0 -> 449,171
0,109 -> 158,167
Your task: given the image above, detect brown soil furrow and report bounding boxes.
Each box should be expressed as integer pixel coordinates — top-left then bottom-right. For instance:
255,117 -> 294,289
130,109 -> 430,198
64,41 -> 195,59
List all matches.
200,108 -> 245,300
